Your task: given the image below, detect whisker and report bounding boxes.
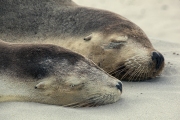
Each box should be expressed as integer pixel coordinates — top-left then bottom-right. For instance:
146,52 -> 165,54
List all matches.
111,67 -> 128,79
133,65 -> 142,81
127,65 -> 140,80
148,66 -> 154,79
136,66 -> 145,81
109,55 -> 154,81
116,67 -> 127,77
120,68 -> 133,80
64,95 -> 104,107
128,68 -> 138,81
109,65 -> 126,75
144,67 -> 149,80
142,68 -> 146,81
139,66 -> 146,81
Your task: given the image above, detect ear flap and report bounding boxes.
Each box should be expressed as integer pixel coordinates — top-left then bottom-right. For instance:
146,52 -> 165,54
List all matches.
35,82 -> 46,89
84,34 -> 92,41
35,80 -> 52,89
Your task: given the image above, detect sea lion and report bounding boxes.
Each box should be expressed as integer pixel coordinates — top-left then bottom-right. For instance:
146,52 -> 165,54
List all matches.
0,40 -> 122,107
0,0 -> 165,81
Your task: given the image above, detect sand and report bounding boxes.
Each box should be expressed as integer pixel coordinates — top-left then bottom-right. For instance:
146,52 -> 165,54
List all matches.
0,0 -> 180,120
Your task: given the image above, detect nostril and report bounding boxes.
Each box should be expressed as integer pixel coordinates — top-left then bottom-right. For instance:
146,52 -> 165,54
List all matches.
152,52 -> 164,70
116,82 -> 122,92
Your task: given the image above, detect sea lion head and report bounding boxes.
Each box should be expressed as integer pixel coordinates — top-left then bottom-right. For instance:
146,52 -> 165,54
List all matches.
12,44 -> 122,107
35,59 -> 122,107
84,22 -> 164,81
0,41 -> 122,107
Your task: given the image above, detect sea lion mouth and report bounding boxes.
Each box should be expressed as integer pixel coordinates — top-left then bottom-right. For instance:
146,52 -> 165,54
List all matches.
109,55 -> 164,81
64,95 -> 116,107
110,64 -> 153,81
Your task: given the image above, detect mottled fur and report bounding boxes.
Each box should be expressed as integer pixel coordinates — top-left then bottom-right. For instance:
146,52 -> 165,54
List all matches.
0,0 -> 151,46
0,0 -> 164,81
0,40 -> 122,106
0,40 -> 84,79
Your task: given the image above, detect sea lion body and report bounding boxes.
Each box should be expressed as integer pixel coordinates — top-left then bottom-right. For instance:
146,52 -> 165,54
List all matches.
0,0 -> 165,81
0,40 -> 122,107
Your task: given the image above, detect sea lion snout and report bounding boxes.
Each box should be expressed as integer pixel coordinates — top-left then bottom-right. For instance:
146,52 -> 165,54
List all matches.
116,82 -> 122,92
151,51 -> 165,70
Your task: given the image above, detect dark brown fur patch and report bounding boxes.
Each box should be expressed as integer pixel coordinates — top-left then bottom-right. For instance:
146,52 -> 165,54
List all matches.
0,41 -> 85,79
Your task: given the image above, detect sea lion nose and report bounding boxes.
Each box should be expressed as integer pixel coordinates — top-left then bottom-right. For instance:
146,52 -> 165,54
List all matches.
152,52 -> 164,70
116,82 -> 122,92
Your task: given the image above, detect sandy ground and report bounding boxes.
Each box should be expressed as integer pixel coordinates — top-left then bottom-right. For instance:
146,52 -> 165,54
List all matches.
0,0 -> 180,120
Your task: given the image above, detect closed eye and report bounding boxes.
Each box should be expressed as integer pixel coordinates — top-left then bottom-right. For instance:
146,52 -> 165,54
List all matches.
70,83 -> 85,89
103,41 -> 126,49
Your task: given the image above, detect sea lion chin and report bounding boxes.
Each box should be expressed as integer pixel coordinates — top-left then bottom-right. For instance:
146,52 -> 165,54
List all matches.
0,0 -> 165,81
0,40 -> 122,107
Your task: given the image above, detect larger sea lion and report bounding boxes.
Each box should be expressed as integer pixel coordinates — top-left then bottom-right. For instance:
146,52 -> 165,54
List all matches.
0,40 -> 122,107
0,0 -> 165,81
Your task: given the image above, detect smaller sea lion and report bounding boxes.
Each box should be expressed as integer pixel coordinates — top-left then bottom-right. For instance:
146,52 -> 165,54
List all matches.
0,40 -> 122,107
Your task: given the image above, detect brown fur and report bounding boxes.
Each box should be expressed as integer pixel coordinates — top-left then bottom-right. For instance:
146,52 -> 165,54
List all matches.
0,0 -> 165,81
0,40 -> 122,106
0,40 -> 86,79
